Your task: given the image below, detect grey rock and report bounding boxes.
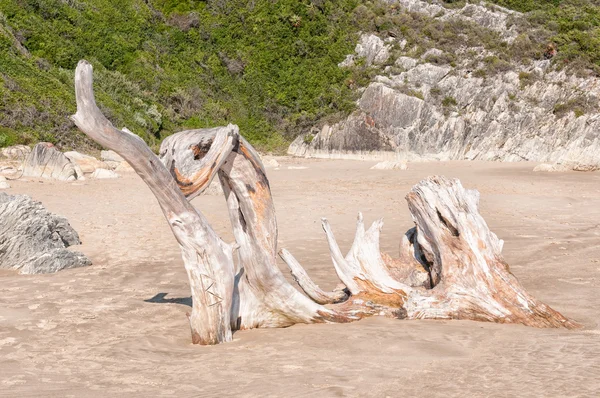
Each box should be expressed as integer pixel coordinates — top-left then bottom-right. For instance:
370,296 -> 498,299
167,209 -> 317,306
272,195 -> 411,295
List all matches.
371,161 -> 408,170
395,56 -> 418,70
91,168 -> 119,179
64,151 -> 109,174
290,58 -> 600,168
0,176 -> 9,189
23,143 -> 83,181
394,0 -> 520,42
339,33 -> 391,67
1,145 -> 30,160
100,150 -> 124,163
0,193 -> 91,274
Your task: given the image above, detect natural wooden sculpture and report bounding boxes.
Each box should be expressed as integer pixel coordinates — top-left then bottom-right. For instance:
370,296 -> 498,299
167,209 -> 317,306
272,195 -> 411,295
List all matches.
71,60 -> 578,345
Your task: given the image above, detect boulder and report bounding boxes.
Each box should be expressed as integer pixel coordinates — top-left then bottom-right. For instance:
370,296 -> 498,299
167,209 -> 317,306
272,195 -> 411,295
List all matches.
101,150 -> 125,170
533,162 -> 600,172
263,158 -> 280,168
1,145 -> 30,160
114,161 -> 134,173
91,168 -> 119,179
371,161 -> 408,170
22,143 -> 84,181
64,151 -> 109,174
0,176 -> 9,189
0,193 -> 91,274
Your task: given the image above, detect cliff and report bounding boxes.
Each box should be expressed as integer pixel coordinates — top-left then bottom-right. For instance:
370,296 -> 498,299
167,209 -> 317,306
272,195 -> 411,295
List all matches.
290,1 -> 600,168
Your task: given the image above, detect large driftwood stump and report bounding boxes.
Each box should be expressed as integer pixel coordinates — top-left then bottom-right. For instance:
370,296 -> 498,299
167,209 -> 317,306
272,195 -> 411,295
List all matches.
71,60 -> 578,345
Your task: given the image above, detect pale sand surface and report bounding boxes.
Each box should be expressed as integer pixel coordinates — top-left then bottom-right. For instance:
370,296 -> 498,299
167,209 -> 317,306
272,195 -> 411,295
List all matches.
0,158 -> 599,397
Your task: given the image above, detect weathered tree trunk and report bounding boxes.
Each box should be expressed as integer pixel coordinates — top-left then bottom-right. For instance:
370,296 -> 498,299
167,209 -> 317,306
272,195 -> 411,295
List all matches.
71,60 -> 578,345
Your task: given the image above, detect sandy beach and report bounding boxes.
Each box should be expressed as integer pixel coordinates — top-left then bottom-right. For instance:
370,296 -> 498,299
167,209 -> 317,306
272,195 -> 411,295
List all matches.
1,158 -> 598,397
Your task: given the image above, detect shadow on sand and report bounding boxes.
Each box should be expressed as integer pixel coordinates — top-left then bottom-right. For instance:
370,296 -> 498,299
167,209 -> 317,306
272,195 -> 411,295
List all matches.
145,293 -> 192,307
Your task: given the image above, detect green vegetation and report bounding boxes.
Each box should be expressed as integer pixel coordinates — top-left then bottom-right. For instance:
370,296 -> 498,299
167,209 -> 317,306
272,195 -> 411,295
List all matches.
2,0 -> 600,152
442,96 -> 458,107
0,0 -> 366,151
486,1 -> 600,75
553,95 -> 589,118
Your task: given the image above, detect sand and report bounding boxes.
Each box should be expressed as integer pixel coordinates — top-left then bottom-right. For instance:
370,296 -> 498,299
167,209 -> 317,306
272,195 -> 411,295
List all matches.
0,158 -> 599,397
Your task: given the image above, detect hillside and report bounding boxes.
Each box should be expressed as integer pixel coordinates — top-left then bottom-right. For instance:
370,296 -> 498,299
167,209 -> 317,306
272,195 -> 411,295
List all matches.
1,0 -> 600,153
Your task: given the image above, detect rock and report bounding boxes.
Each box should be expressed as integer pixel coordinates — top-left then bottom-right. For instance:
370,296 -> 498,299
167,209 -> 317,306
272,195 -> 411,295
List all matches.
291,52 -> 600,168
101,150 -> 124,163
0,176 -> 9,189
533,163 -> 565,172
339,33 -> 391,67
263,158 -> 280,168
1,145 -> 30,160
421,48 -> 444,60
114,161 -> 134,173
64,151 -> 109,174
0,193 -> 91,274
23,142 -> 83,181
91,168 -> 119,179
534,162 -> 600,172
395,56 -> 418,70
371,161 -> 408,170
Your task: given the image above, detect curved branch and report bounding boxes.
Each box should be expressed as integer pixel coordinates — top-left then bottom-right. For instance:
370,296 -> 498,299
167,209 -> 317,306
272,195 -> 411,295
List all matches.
71,60 -> 236,344
279,248 -> 348,304
159,127 -> 238,200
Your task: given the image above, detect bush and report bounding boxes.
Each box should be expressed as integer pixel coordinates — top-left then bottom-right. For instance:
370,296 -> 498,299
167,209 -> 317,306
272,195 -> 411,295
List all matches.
442,96 -> 458,107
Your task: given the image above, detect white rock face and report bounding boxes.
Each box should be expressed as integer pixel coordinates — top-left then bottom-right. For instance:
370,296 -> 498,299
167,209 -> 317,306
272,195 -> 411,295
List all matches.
534,162 -> 600,172
100,150 -> 124,163
0,176 -> 9,189
1,145 -> 30,160
290,54 -> 600,168
91,168 -> 119,179
371,161 -> 408,170
114,161 -> 134,173
64,151 -> 109,174
100,150 -> 125,169
395,0 -> 519,42
23,143 -> 83,181
339,33 -> 391,67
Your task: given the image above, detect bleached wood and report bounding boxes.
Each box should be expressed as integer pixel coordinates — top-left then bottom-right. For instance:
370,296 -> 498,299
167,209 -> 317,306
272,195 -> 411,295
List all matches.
160,130 -> 351,328
279,248 -> 348,304
71,60 -> 236,344
71,60 -> 578,346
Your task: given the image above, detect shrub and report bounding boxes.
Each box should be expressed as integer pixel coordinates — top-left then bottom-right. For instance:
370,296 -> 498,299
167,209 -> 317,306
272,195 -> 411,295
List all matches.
442,96 -> 458,107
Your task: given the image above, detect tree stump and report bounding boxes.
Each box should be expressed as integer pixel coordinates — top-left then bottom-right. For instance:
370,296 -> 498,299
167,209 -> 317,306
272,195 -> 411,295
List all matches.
71,60 -> 578,345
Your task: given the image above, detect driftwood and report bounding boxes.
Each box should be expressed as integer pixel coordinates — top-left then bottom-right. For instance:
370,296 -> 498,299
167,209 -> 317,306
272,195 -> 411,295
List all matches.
71,60 -> 578,345
0,193 -> 91,274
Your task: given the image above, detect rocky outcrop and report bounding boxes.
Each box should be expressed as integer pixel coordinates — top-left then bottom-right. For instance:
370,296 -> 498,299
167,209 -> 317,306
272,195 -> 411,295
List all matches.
392,0 -> 519,42
0,176 -> 9,189
0,193 -> 91,274
23,142 -> 84,181
339,34 -> 392,67
290,2 -> 600,169
371,161 -> 408,170
64,151 -> 109,174
91,168 -> 119,179
1,145 -> 31,160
